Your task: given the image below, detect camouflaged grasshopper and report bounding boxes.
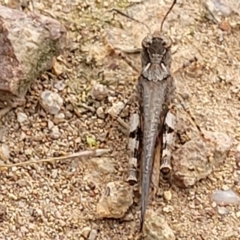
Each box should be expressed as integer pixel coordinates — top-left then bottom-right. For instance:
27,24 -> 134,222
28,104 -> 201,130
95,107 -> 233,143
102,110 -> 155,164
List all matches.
124,0 -> 178,231
109,0 -> 198,231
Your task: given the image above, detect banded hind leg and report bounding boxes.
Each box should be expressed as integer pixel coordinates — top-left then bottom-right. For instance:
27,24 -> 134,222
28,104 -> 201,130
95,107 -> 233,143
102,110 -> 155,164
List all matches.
127,108 -> 176,186
127,112 -> 141,184
160,109 -> 176,179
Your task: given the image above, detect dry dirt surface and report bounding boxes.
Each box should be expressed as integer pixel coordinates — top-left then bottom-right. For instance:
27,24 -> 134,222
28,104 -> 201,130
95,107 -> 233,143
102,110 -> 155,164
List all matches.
0,0 -> 240,239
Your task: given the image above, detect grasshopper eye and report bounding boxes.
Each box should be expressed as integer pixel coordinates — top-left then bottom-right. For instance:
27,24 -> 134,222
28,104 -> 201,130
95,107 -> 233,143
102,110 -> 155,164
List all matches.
142,36 -> 152,48
161,36 -> 172,49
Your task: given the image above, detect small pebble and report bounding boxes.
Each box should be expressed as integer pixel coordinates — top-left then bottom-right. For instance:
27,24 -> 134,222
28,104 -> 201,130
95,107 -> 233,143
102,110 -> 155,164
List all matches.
217,206 -> 229,215
17,112 -> 28,123
88,229 -> 98,240
0,144 -> 10,161
222,185 -> 230,191
219,20 -> 231,32
96,107 -> 105,119
123,212 -> 134,221
91,84 -> 109,101
162,205 -> 174,213
54,81 -> 65,91
163,190 -> 172,201
81,226 -> 91,238
53,60 -> 64,76
40,90 -> 63,115
25,148 -> 33,156
212,189 -> 240,205
107,101 -> 125,118
50,126 -> 60,140
53,113 -> 65,124
48,120 -> 54,130
19,131 -> 27,141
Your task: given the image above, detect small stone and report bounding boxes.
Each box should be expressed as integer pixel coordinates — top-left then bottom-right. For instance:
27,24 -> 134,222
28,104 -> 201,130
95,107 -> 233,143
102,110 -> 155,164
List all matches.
88,229 -> 98,240
212,189 -> 240,205
122,212 -> 134,221
89,158 -> 115,175
0,144 -> 10,161
19,131 -> 27,141
212,202 -> 217,208
91,83 -> 109,101
40,90 -> 63,115
96,181 -> 133,219
17,112 -> 28,123
50,126 -> 60,140
53,113 -> 65,124
25,148 -> 33,156
9,193 -> 18,200
172,130 -> 233,188
217,206 -> 229,215
81,226 -> 91,238
144,209 -> 175,240
162,205 -> 174,213
163,190 -> 172,201
219,20 -> 231,32
222,185 -> 230,191
54,81 -> 65,91
48,120 -> 54,130
107,101 -> 125,118
236,211 -> 240,218
51,169 -> 58,179
96,107 -> 105,119
53,59 -> 64,76
107,96 -> 116,103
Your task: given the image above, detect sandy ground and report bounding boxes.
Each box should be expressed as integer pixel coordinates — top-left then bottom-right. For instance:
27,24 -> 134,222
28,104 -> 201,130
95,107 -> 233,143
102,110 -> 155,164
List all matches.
0,0 -> 240,239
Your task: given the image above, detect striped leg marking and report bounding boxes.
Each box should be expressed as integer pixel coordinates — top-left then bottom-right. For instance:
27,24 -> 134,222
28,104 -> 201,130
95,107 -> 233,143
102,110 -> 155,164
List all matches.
127,113 -> 141,184
160,110 -> 176,177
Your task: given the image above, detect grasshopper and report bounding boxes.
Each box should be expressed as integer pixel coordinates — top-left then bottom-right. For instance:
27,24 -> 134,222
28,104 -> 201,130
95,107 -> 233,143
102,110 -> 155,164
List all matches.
124,0 -> 178,231
109,0 -> 198,231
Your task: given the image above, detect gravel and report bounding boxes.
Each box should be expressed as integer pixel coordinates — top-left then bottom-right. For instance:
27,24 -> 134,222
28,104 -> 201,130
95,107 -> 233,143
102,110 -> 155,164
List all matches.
0,0 -> 240,239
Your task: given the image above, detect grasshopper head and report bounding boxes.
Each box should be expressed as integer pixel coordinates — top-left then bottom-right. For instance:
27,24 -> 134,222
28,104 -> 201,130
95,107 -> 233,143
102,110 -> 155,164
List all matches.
142,31 -> 172,65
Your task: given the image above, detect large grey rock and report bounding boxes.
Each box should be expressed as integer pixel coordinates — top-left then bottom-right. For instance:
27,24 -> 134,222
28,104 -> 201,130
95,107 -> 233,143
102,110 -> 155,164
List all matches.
0,6 -> 66,111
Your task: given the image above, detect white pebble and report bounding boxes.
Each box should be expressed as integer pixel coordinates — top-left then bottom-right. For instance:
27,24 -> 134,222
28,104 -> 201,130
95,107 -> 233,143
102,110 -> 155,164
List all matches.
0,144 -> 10,161
91,84 -> 109,101
17,112 -> 28,123
81,226 -> 91,238
40,90 -> 63,115
163,190 -> 172,201
96,107 -> 105,119
48,120 -> 54,130
53,113 -> 65,124
88,229 -> 98,240
54,81 -> 65,91
212,189 -> 240,205
217,206 -> 229,215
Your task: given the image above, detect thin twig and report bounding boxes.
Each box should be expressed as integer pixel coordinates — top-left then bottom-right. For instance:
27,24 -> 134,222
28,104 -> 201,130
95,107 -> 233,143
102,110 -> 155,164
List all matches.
0,149 -> 111,168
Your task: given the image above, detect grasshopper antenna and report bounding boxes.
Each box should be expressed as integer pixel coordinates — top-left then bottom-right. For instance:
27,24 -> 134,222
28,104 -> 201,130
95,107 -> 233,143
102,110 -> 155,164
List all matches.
160,0 -> 177,32
110,8 -> 151,34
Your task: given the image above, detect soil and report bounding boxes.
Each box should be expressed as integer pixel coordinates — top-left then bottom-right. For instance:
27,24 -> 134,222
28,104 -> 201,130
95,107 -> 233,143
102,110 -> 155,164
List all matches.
0,0 -> 240,239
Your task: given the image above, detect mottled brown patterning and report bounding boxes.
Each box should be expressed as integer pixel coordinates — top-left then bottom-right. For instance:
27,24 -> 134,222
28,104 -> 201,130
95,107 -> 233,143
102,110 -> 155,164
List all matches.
137,30 -> 175,231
